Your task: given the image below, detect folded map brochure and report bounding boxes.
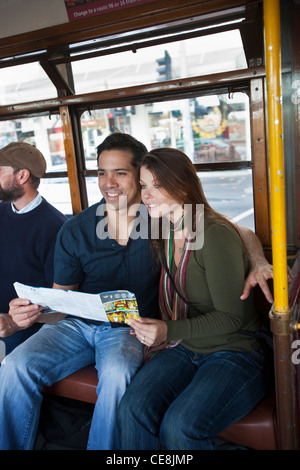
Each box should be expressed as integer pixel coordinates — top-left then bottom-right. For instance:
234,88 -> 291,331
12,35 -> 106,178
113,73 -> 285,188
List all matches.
13,282 -> 139,326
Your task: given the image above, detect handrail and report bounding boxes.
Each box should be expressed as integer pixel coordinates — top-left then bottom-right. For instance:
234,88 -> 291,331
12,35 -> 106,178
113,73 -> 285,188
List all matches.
263,0 -> 297,450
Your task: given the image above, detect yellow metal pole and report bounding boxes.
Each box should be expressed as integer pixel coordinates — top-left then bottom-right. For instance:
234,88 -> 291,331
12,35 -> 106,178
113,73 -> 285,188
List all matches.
263,0 -> 296,449
264,0 -> 288,309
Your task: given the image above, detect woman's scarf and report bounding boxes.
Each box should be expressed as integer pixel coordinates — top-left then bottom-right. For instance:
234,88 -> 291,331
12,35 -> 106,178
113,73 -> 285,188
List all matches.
144,224 -> 192,360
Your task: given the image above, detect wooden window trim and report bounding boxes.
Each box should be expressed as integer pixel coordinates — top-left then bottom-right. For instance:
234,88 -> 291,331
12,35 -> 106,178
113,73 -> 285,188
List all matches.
250,77 -> 270,245
60,106 -> 82,215
0,66 -> 265,119
0,67 -> 270,244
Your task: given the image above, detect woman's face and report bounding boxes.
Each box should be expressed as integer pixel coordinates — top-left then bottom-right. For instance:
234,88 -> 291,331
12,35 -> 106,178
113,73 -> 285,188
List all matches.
140,166 -> 182,221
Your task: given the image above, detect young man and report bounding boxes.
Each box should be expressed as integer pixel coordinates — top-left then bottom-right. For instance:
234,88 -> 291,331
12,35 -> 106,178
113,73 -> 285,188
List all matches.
0,133 -> 160,450
0,142 -> 67,357
0,133 -> 273,450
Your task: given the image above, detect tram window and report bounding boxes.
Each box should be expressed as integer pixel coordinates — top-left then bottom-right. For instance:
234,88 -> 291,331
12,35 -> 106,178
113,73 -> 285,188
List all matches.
81,91 -> 254,229
0,115 -> 65,166
198,169 -> 254,231
0,63 -> 57,105
72,30 -> 247,95
81,92 -> 251,170
39,173 -> 73,215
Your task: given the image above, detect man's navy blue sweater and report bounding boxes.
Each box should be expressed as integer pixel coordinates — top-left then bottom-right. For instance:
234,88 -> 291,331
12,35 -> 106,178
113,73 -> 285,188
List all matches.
0,198 -> 66,313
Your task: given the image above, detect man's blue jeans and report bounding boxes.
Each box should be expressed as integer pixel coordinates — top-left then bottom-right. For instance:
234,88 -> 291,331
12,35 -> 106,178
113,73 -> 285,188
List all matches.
118,345 -> 267,450
0,317 -> 143,450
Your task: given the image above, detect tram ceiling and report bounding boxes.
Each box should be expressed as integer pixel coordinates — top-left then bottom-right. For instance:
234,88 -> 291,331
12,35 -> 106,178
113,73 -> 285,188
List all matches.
0,0 -> 263,70
0,1 -> 264,102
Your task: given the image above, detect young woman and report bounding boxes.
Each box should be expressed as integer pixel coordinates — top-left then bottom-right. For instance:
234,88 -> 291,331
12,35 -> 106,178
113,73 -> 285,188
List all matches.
117,147 -> 269,450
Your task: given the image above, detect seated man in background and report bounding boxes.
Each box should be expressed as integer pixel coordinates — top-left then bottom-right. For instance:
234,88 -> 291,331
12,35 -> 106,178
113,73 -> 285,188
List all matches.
0,142 -> 67,357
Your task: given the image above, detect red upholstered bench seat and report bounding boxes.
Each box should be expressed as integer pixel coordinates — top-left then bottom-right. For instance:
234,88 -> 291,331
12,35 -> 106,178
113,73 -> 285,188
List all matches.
44,365 -> 278,450
44,365 -> 98,404
218,391 -> 277,450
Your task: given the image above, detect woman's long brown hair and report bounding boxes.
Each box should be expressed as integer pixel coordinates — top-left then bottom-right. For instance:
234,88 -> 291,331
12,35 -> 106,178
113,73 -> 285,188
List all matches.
140,147 -> 242,252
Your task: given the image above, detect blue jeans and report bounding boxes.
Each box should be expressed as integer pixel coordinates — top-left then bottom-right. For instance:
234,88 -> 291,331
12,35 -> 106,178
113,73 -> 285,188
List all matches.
118,345 -> 267,450
0,317 -> 143,450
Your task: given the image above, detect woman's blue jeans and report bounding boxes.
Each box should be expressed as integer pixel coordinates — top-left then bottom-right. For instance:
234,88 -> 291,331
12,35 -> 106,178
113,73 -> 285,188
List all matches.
0,317 -> 143,450
118,345 -> 267,450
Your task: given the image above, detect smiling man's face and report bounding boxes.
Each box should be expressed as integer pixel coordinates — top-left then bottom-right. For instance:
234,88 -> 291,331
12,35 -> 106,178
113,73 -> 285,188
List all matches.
97,149 -> 141,212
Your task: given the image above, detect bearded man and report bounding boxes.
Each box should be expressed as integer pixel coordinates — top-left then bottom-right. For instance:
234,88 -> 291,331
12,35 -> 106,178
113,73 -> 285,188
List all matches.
0,142 -> 66,356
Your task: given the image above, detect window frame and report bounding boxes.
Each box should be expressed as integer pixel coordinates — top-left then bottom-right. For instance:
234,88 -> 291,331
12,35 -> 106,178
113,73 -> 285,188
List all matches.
0,66 -> 269,243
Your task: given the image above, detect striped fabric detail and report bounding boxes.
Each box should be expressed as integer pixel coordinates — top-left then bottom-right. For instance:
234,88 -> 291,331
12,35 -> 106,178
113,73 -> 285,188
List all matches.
144,229 -> 192,360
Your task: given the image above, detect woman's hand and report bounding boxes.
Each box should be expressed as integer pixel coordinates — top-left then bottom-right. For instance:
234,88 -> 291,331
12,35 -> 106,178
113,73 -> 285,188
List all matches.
128,317 -> 167,347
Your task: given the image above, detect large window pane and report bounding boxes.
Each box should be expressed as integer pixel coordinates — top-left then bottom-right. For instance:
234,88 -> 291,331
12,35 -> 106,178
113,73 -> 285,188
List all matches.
0,63 -> 57,105
198,169 -> 254,231
0,115 -> 65,167
81,92 -> 254,229
81,92 -> 251,170
72,30 -> 247,94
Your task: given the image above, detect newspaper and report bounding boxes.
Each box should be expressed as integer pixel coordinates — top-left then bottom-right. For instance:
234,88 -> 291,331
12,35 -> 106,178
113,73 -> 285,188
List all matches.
13,282 -> 139,325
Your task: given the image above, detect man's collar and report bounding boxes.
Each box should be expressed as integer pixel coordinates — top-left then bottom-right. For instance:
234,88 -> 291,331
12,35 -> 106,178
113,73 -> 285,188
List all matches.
11,192 -> 42,214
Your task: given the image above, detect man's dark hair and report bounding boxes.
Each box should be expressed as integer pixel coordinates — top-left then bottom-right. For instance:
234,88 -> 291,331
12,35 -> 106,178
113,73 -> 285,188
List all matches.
96,132 -> 148,169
